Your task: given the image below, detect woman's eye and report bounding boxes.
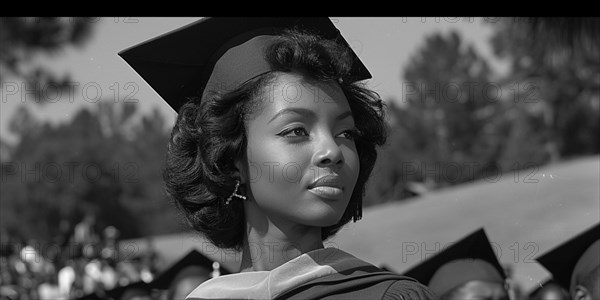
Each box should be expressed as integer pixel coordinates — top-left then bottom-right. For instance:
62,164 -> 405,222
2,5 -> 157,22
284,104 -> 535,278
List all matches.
279,128 -> 359,140
280,127 -> 308,137
339,129 -> 360,140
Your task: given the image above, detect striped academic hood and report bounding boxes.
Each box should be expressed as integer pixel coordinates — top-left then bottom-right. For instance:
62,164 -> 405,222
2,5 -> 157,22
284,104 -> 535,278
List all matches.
186,247 -> 433,300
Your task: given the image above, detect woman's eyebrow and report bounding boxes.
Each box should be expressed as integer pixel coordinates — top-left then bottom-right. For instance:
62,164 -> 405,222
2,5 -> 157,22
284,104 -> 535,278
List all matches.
268,108 -> 315,124
268,108 -> 353,124
336,110 -> 353,122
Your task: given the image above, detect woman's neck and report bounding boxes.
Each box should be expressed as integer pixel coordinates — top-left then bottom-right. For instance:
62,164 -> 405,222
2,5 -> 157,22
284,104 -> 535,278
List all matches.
239,204 -> 324,272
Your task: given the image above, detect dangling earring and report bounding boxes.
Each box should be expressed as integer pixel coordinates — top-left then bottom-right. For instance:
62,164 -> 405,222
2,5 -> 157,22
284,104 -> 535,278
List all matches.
225,180 -> 246,205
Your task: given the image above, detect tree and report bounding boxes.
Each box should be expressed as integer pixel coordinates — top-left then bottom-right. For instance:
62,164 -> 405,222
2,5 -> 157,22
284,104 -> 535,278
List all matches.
364,30 -> 506,205
0,17 -> 96,103
489,18 -> 600,168
0,17 -> 187,248
522,17 -> 599,52
0,102 -> 181,246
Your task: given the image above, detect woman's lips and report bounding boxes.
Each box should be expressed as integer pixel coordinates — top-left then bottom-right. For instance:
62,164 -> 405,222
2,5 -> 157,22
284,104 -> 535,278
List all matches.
308,186 -> 344,199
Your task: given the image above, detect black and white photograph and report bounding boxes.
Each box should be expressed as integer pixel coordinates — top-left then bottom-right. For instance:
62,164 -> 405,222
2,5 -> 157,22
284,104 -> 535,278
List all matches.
0,17 -> 598,300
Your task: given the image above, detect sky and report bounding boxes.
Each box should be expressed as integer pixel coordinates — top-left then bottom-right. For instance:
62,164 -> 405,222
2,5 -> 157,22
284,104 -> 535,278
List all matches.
0,17 -> 508,145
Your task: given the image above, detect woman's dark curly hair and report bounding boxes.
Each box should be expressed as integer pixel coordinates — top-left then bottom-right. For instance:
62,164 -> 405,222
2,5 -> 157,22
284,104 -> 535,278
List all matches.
164,28 -> 388,251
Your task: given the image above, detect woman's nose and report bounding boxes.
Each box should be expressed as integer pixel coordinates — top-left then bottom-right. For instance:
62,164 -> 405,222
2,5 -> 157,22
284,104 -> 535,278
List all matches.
313,134 -> 344,169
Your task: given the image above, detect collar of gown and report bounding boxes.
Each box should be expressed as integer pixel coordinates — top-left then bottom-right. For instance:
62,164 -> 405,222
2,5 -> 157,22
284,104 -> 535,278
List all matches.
186,247 -> 374,299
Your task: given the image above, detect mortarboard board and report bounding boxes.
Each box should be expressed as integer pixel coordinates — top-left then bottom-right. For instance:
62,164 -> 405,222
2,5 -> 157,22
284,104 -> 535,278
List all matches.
379,264 -> 397,273
536,222 -> 600,295
150,249 -> 231,290
118,17 -> 372,113
402,228 -> 506,297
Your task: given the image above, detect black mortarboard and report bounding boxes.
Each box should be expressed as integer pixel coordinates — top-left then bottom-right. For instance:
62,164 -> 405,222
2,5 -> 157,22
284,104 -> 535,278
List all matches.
379,264 -> 397,273
536,223 -> 600,295
402,228 -> 506,297
118,17 -> 371,113
150,249 -> 231,290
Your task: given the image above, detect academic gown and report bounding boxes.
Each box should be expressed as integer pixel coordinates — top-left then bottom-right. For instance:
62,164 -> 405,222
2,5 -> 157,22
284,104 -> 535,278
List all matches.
186,247 -> 435,300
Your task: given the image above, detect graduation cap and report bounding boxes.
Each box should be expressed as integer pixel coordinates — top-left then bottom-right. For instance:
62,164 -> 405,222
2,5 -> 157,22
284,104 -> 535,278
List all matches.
402,228 -> 506,297
150,249 -> 231,290
536,222 -> 600,295
118,17 -> 371,112
379,264 -> 397,273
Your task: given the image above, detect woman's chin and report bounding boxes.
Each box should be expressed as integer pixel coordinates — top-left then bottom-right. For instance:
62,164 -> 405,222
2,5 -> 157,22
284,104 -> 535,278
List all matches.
293,210 -> 344,227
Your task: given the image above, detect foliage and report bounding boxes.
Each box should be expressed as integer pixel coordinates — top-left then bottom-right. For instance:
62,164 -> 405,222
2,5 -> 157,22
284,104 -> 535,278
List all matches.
365,30 -> 503,205
0,102 -> 182,244
490,18 -> 600,166
364,20 -> 599,205
0,17 -> 95,104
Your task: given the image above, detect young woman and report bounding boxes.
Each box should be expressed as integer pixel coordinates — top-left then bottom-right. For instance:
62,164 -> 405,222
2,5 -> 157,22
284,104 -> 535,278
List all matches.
120,17 -> 434,300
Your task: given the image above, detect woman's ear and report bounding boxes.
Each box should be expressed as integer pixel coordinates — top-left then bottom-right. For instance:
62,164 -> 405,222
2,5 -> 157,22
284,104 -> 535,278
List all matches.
234,158 -> 248,185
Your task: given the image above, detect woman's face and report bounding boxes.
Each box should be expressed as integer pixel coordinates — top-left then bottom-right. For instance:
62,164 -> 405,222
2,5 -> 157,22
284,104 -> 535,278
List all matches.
446,280 -> 509,300
242,72 -> 360,228
537,284 -> 569,300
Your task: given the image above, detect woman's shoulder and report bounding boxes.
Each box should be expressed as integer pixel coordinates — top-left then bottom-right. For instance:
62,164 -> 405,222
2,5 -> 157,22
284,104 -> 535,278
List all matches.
304,248 -> 436,299
275,264 -> 436,300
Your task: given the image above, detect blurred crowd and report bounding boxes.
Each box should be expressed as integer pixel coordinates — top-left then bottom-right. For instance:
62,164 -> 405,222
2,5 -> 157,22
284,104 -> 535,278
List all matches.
1,216 -> 597,300
0,214 -> 162,300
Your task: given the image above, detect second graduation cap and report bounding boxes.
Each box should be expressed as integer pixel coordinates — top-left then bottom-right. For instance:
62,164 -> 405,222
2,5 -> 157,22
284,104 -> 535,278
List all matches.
150,249 -> 231,290
149,249 -> 232,300
402,228 -> 506,297
536,222 -> 600,295
118,17 -> 372,113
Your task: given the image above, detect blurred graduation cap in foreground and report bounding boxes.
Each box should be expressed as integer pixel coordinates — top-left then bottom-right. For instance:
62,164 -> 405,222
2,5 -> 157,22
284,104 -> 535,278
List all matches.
536,222 -> 600,297
118,17 -> 371,113
95,249 -> 232,300
151,249 -> 231,300
402,228 -> 507,298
